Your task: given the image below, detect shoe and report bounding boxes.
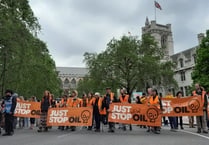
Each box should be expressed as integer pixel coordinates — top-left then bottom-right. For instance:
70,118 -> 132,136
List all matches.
181,127 -> 184,130
95,129 -> 100,132
123,127 -> 126,131
37,129 -> 42,132
44,128 -> 48,132
130,125 -> 132,131
2,133 -> 12,136
147,129 -> 150,132
108,129 -> 114,133
154,130 -> 160,134
197,129 -> 201,133
203,130 -> 208,134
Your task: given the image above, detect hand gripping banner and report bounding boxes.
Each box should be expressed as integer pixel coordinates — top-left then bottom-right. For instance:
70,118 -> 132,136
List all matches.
108,103 -> 161,127
161,96 -> 203,117
47,107 -> 93,126
14,101 -> 41,118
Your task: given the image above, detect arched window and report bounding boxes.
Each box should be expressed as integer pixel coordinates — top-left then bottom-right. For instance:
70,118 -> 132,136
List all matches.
161,35 -> 167,48
179,58 -> 184,68
71,78 -> 76,88
63,79 -> 70,89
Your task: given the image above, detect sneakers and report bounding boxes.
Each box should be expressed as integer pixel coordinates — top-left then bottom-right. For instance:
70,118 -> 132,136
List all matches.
203,130 -> 208,134
197,129 -> 201,133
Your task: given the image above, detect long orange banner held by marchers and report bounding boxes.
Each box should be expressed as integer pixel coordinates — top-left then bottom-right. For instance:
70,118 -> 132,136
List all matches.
47,107 -> 93,126
14,101 -> 41,118
108,103 -> 161,127
161,96 -> 203,117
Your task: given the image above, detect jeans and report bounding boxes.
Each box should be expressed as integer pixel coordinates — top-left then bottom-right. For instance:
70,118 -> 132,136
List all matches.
168,117 -> 177,129
5,113 -> 14,134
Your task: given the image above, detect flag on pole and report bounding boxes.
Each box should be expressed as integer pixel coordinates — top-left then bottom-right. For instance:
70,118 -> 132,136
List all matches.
128,32 -> 131,35
155,1 -> 162,10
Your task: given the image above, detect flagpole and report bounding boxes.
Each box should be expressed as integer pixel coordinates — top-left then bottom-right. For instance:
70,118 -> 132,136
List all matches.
154,1 -> 156,22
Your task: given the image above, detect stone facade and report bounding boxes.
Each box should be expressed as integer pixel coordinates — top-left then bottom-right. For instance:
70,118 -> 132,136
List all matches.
142,17 -> 204,96
56,67 -> 88,91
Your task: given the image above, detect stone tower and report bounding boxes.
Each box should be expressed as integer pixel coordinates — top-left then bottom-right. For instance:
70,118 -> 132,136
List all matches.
142,17 -> 174,58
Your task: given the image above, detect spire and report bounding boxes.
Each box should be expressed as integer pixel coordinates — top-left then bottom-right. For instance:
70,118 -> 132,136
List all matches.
145,17 -> 149,26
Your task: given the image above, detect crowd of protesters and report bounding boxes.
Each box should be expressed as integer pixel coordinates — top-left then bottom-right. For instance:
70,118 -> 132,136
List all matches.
0,83 -> 209,136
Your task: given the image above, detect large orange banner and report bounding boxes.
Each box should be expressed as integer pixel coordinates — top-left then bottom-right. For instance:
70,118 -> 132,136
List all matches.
14,101 -> 41,118
108,103 -> 161,127
161,96 -> 203,117
47,107 -> 93,126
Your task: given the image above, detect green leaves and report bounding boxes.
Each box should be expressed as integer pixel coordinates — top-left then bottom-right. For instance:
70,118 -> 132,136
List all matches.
192,30 -> 209,92
0,0 -> 61,99
78,34 -> 176,95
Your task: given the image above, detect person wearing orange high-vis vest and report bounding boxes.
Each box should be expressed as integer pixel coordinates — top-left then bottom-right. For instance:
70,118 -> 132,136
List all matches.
193,83 -> 208,134
80,93 -> 88,107
118,88 -> 132,131
147,89 -> 162,134
67,90 -> 81,131
93,93 -> 102,132
59,95 -> 69,131
87,93 -> 95,130
103,87 -> 117,133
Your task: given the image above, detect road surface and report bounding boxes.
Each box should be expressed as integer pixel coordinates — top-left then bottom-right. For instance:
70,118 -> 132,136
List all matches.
1,125 -> 209,145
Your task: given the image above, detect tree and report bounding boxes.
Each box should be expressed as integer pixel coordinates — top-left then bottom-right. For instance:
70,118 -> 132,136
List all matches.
0,0 -> 62,98
78,34 -> 177,96
192,30 -> 209,92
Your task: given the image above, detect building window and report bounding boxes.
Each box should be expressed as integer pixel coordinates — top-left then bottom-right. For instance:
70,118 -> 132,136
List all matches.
71,78 -> 76,88
180,71 -> 186,81
161,35 -> 167,48
179,58 -> 184,68
180,87 -> 184,96
193,54 -> 196,64
63,79 -> 70,89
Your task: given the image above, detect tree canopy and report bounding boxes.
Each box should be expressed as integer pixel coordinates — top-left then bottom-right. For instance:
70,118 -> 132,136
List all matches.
78,34 -> 177,96
0,0 -> 61,99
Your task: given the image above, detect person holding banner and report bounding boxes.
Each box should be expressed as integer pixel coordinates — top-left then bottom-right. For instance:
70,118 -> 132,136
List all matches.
38,91 -> 51,132
30,96 -> 36,130
93,92 -> 102,132
103,87 -> 117,133
176,91 -> 184,130
81,93 -> 88,107
87,92 -> 95,130
2,90 -> 17,136
147,89 -> 162,134
193,83 -> 208,134
60,95 -> 69,131
165,92 -> 178,132
67,90 -> 81,131
118,88 -> 131,131
146,88 -> 153,132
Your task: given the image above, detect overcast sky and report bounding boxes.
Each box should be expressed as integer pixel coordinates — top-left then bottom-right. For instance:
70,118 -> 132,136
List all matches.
29,0 -> 209,67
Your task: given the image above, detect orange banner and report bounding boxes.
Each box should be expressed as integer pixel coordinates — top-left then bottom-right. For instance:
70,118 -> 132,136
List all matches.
14,101 -> 41,118
47,107 -> 93,126
207,103 -> 209,118
108,103 -> 161,127
161,96 -> 203,117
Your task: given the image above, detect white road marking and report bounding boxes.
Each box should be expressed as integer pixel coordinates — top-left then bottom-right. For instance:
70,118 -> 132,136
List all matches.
179,130 -> 209,140
57,133 -> 70,138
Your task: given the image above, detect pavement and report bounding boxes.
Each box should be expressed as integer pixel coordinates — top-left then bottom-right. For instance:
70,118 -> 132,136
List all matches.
1,125 -> 209,145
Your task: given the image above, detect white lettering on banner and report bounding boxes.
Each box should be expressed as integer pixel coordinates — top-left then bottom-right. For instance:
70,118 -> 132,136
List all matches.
15,109 -> 30,114
111,105 -> 132,120
112,105 -> 132,113
16,102 -> 31,109
49,117 -> 68,123
162,100 -> 173,114
50,110 -> 68,117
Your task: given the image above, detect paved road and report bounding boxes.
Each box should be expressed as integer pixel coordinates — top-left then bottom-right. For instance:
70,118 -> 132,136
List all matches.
1,125 -> 209,145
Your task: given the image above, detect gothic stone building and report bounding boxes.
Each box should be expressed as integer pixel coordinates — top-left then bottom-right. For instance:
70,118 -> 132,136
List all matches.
142,17 -> 204,96
56,67 -> 88,92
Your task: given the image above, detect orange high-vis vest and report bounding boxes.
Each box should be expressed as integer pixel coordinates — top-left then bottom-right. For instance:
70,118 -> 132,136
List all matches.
80,98 -> 88,107
104,92 -> 115,101
99,98 -> 106,115
120,95 -> 129,103
148,96 -> 160,109
68,98 -> 81,107
192,91 -> 206,105
87,98 -> 95,107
